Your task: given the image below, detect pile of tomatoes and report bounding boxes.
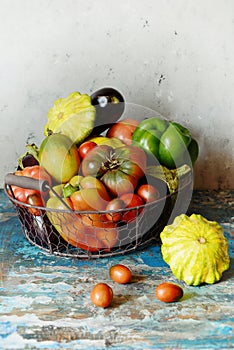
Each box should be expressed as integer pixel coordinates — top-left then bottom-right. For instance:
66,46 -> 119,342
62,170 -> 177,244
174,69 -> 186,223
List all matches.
10,118 -> 162,252
74,118 -> 160,218
49,118 -> 162,251
74,143 -> 159,222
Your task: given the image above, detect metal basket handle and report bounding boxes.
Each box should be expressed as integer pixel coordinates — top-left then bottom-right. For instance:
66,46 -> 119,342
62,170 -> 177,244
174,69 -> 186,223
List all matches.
5,173 -> 50,193
5,173 -> 73,211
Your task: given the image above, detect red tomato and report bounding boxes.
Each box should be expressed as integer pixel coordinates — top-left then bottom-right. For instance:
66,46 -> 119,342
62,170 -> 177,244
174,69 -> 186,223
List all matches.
119,193 -> 144,222
155,283 -> 184,303
137,184 -> 160,203
10,166 -> 52,212
107,118 -> 139,145
21,166 -> 52,184
90,283 -> 113,308
105,198 -> 125,222
78,141 -> 97,159
109,264 -> 132,284
27,193 -> 45,215
11,187 -> 34,204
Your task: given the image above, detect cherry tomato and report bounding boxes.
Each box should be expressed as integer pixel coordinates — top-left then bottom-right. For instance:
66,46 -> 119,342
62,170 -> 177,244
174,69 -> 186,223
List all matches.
109,264 -> 132,284
9,166 -> 52,215
119,193 -> 144,222
105,198 -> 125,222
137,184 -> 160,203
155,282 -> 184,303
27,193 -> 45,215
90,283 -> 113,308
107,118 -> 139,145
78,141 -> 97,159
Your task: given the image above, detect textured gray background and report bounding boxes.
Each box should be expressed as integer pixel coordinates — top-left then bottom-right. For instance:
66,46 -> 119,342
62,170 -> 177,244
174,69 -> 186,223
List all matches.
0,0 -> 233,189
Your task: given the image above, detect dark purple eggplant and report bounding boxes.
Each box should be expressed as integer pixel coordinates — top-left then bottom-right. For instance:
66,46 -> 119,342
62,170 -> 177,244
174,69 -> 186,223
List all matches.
18,143 -> 40,170
90,87 -> 125,136
21,154 -> 39,168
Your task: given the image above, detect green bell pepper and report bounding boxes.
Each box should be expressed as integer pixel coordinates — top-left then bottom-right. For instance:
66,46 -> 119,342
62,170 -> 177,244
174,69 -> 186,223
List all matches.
132,117 -> 199,169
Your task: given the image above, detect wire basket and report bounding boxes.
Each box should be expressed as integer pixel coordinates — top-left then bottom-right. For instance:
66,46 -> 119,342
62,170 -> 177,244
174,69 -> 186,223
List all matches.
4,171 -> 193,259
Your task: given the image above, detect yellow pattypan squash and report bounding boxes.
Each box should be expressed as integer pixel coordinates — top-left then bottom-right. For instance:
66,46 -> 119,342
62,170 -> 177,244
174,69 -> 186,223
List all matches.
160,214 -> 230,286
44,92 -> 96,145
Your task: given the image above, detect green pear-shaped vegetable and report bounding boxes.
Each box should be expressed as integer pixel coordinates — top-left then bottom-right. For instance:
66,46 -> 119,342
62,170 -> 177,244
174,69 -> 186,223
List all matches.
39,133 -> 80,183
160,214 -> 230,286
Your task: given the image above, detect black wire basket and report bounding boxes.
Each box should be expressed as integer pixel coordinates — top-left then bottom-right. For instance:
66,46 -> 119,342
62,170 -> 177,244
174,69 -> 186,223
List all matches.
4,170 -> 193,259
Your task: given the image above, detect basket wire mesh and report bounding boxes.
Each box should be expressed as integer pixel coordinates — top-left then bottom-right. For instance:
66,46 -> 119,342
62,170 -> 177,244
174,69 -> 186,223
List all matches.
4,171 -> 193,259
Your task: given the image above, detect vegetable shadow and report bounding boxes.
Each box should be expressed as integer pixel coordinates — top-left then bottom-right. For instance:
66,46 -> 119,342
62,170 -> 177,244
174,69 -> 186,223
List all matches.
111,294 -> 136,308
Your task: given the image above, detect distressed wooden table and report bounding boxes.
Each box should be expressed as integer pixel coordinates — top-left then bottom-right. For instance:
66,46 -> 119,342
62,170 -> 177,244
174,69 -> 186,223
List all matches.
0,189 -> 233,349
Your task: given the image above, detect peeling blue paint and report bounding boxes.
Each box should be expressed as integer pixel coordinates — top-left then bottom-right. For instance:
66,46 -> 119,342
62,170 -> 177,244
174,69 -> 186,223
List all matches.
0,190 -> 233,349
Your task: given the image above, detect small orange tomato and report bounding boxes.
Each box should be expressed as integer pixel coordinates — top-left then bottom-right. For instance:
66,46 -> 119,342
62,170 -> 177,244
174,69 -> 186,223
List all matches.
155,282 -> 183,303
90,283 -> 113,308
109,264 -> 132,284
26,193 -> 45,216
105,198 -> 125,222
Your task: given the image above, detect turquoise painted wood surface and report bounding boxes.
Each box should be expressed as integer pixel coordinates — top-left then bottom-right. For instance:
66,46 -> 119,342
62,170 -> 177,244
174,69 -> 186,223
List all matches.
0,189 -> 233,349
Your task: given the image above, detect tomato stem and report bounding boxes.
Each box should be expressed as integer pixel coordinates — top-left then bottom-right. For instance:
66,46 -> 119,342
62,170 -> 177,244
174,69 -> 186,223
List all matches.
102,150 -> 122,170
